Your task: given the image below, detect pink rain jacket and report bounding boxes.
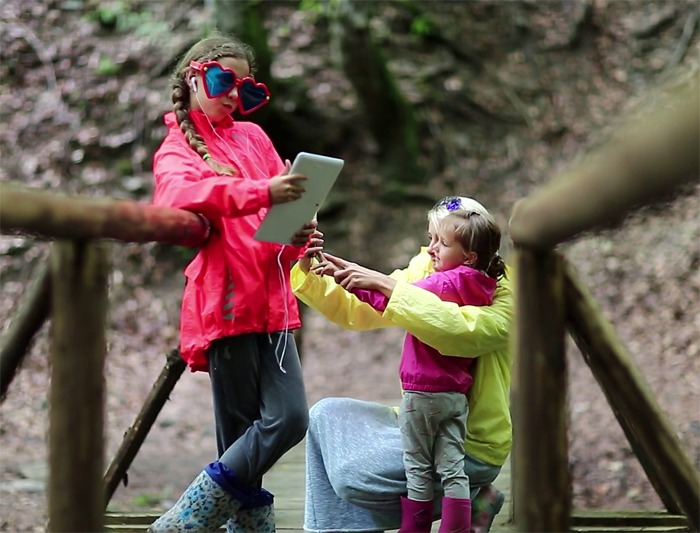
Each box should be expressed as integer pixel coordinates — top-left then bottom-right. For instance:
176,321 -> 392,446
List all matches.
152,111 -> 302,372
354,265 -> 496,393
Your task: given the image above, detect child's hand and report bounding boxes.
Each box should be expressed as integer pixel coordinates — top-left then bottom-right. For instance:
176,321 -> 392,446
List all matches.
298,229 -> 324,274
269,160 -> 307,205
290,220 -> 317,248
311,252 -> 343,277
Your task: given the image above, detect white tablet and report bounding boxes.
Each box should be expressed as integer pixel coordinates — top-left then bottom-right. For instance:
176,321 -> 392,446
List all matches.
254,152 -> 344,245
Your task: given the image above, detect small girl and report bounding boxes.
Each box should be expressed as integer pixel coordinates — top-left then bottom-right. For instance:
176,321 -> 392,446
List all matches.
148,34 -> 313,533
332,199 -> 506,533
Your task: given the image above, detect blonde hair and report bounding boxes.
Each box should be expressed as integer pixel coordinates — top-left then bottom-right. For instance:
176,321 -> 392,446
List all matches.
428,196 -> 490,229
430,197 -> 506,280
170,34 -> 256,176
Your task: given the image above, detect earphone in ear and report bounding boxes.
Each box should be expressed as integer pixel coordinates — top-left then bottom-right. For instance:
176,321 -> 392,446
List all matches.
189,77 -> 198,93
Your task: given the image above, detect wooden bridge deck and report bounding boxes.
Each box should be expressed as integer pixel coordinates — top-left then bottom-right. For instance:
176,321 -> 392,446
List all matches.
105,435 -> 689,532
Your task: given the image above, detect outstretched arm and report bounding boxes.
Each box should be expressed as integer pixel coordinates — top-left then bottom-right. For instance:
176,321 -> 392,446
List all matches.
291,250 -> 432,331
331,255 -> 513,357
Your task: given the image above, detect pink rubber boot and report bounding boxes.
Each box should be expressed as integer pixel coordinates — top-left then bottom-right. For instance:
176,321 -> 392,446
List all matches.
438,497 -> 471,533
399,496 -> 434,533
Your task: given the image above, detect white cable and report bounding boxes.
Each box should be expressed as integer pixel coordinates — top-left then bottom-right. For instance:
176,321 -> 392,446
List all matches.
274,246 -> 289,373
195,90 -> 268,178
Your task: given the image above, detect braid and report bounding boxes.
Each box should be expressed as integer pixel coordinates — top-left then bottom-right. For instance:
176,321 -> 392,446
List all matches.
171,69 -> 238,176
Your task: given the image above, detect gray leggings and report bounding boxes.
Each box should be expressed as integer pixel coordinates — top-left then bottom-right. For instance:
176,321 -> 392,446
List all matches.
304,397 -> 501,533
207,332 -> 308,487
400,391 -> 469,501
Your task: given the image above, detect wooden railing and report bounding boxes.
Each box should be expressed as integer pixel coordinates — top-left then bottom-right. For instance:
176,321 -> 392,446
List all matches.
0,186 -> 208,532
1,74 -> 698,532
509,76 -> 699,532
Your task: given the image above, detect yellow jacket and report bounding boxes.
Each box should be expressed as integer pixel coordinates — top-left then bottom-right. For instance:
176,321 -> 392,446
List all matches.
291,248 -> 512,466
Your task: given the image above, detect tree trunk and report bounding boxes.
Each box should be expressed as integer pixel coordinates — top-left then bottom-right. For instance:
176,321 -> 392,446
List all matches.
336,0 -> 424,189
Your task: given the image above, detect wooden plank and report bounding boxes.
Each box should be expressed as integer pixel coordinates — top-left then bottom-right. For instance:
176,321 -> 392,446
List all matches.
0,182 -> 210,247
509,77 -> 698,250
48,241 -> 109,532
0,259 -> 51,401
512,249 -> 570,532
571,528 -> 687,533
564,261 -> 700,531
104,439 -> 688,532
104,349 -> 186,507
571,510 -> 688,528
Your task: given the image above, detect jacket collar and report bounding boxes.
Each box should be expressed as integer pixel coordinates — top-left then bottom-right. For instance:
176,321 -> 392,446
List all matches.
189,109 -> 235,132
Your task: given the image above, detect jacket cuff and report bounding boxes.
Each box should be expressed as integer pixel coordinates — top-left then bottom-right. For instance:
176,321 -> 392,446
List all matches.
382,281 -> 409,322
256,180 -> 272,209
290,262 -> 312,293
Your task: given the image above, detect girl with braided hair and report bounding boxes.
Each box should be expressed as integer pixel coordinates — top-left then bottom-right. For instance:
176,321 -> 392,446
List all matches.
149,35 -> 313,533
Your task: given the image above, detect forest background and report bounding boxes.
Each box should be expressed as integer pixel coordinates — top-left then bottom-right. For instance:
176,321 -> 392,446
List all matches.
0,0 -> 698,531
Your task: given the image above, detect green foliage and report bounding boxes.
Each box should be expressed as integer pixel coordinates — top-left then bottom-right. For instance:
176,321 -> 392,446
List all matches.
132,492 -> 162,507
97,55 -> 120,75
298,0 -> 333,24
300,0 -> 324,14
115,158 -> 133,176
85,0 -> 168,41
410,14 -> 437,40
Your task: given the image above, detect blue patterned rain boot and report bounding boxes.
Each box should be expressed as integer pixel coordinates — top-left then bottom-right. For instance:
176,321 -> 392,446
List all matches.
470,485 -> 504,533
148,462 -> 256,533
226,488 -> 275,533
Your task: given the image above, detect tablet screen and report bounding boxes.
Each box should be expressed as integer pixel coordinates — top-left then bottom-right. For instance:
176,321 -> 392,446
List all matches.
254,152 -> 344,245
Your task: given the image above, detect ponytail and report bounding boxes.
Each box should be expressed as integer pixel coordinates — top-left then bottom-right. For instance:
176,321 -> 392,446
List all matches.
486,252 -> 507,281
171,77 -> 237,176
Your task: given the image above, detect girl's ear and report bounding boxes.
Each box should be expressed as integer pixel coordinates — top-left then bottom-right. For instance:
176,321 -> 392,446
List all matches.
184,68 -> 196,81
463,251 -> 477,267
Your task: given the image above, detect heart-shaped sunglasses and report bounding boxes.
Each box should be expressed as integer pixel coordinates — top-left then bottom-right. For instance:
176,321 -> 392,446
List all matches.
189,60 -> 271,115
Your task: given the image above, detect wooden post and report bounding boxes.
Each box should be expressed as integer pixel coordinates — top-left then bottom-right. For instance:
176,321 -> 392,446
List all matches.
48,241 -> 109,532
512,249 -> 570,532
0,260 -> 51,401
564,262 -> 700,530
103,349 -> 186,506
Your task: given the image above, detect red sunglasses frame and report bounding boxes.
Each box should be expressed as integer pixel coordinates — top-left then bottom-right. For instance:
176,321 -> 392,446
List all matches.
189,60 -> 271,115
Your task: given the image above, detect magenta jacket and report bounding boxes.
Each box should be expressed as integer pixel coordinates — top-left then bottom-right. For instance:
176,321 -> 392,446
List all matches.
152,111 -> 302,372
353,265 -> 496,394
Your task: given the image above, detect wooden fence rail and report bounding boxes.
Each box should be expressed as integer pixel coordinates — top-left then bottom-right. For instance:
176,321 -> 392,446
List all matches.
564,262 -> 699,531
0,183 -> 210,247
509,78 -> 699,250
0,184 -> 215,530
508,75 -> 699,532
0,261 -> 51,400
103,350 -> 186,506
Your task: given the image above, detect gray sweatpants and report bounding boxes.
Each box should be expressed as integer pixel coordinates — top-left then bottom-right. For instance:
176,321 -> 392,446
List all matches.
400,391 -> 469,501
207,332 -> 309,487
304,397 -> 501,533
